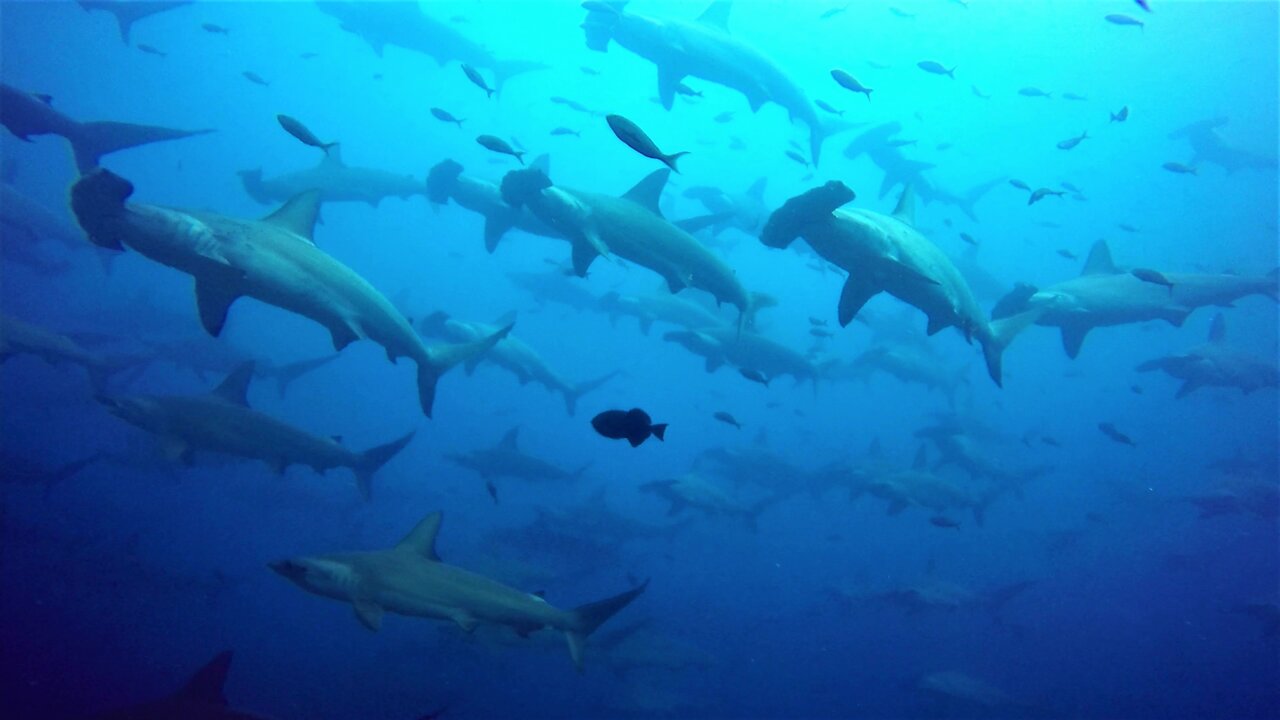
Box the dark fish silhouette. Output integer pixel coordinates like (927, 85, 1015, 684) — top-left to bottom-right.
(814, 99, 843, 116)
(1162, 161, 1197, 175)
(929, 515, 961, 528)
(739, 368, 770, 386)
(785, 149, 809, 167)
(831, 70, 872, 100)
(1098, 422, 1136, 446)
(430, 107, 464, 128)
(1110, 105, 1129, 122)
(917, 61, 955, 78)
(1057, 131, 1088, 150)
(137, 43, 167, 57)
(713, 110, 735, 123)
(713, 411, 742, 429)
(1008, 179, 1031, 191)
(461, 63, 494, 97)
(1105, 13, 1144, 29)
(242, 71, 269, 86)
(550, 126, 581, 137)
(1131, 268, 1174, 293)
(592, 408, 668, 447)
(959, 232, 978, 246)
(201, 22, 229, 34)
(476, 135, 525, 164)
(605, 114, 687, 172)
(1057, 249, 1077, 260)
(1029, 187, 1066, 205)
(1018, 87, 1051, 98)
(277, 114, 336, 153)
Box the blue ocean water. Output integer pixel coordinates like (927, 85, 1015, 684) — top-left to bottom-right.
(1, 1, 1277, 718)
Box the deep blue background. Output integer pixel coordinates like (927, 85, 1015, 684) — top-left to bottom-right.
(1, 1, 1276, 718)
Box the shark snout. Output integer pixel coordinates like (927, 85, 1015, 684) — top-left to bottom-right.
(268, 559, 306, 581)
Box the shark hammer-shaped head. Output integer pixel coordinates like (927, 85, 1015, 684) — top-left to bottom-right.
(269, 556, 361, 602)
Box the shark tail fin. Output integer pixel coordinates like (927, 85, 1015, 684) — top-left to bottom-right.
(744, 292, 778, 329)
(42, 452, 104, 497)
(564, 579, 649, 672)
(354, 431, 415, 501)
(808, 117, 860, 168)
(564, 370, 621, 416)
(957, 177, 1005, 222)
(492, 59, 548, 93)
(271, 354, 338, 398)
(70, 121, 212, 172)
(981, 309, 1042, 387)
(418, 322, 514, 416)
(236, 168, 271, 205)
(177, 650, 234, 705)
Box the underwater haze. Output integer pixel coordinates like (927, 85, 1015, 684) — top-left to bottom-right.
(1, 0, 1277, 718)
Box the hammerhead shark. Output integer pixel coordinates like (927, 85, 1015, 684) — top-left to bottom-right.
(97, 363, 413, 500)
(71, 169, 510, 416)
(581, 0, 851, 165)
(237, 146, 425, 207)
(87, 650, 272, 719)
(314, 1, 546, 92)
(271, 510, 648, 672)
(1137, 313, 1279, 397)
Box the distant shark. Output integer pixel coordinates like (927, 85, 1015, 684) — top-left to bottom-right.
(71, 169, 510, 416)
(664, 326, 817, 385)
(445, 426, 591, 495)
(581, 0, 851, 165)
(1168, 117, 1278, 174)
(993, 240, 1277, 358)
(843, 122, 1003, 221)
(76, 0, 193, 45)
(313, 1, 546, 91)
(1137, 313, 1279, 398)
(501, 167, 766, 329)
(238, 146, 425, 206)
(418, 311, 617, 415)
(856, 445, 999, 525)
(87, 650, 272, 720)
(599, 290, 730, 335)
(0, 83, 212, 171)
(762, 182, 1035, 385)
(271, 510, 648, 671)
(427, 156, 561, 252)
(0, 312, 144, 391)
(1, 183, 117, 274)
(639, 473, 774, 531)
(682, 177, 769, 236)
(97, 362, 414, 500)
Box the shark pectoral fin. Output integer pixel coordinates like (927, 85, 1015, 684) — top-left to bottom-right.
(483, 216, 513, 253)
(925, 316, 947, 336)
(704, 357, 723, 373)
(161, 437, 194, 466)
(1162, 306, 1192, 327)
(463, 356, 483, 375)
(886, 499, 908, 515)
(1060, 323, 1090, 359)
(329, 322, 360, 351)
(1175, 379, 1203, 399)
(837, 276, 878, 327)
(570, 240, 599, 277)
(353, 598, 384, 631)
(656, 66, 684, 110)
(450, 611, 479, 633)
(195, 276, 242, 337)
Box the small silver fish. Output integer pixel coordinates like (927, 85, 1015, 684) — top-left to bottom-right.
(606, 114, 687, 172)
(917, 61, 955, 78)
(461, 64, 493, 98)
(1110, 106, 1129, 122)
(1056, 131, 1088, 150)
(831, 70, 873, 100)
(1163, 162, 1196, 175)
(476, 135, 525, 164)
(277, 114, 336, 153)
(430, 107, 464, 128)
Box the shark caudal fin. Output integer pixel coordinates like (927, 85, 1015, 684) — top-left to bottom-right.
(956, 176, 1005, 222)
(760, 181, 856, 249)
(235, 168, 274, 205)
(980, 309, 1042, 387)
(564, 370, 621, 416)
(269, 354, 339, 398)
(808, 117, 861, 168)
(564, 578, 649, 672)
(418, 322, 514, 416)
(493, 59, 549, 93)
(70, 121, 212, 172)
(40, 452, 105, 498)
(354, 431, 415, 501)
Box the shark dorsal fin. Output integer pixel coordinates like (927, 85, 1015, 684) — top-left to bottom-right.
(178, 651, 232, 706)
(621, 169, 671, 217)
(211, 362, 255, 405)
(912, 444, 927, 470)
(697, 0, 733, 29)
(530, 153, 551, 174)
(1081, 240, 1118, 275)
(263, 190, 322, 242)
(499, 426, 520, 450)
(1208, 312, 1227, 343)
(491, 310, 518, 327)
(395, 511, 442, 561)
(892, 185, 916, 225)
(746, 176, 767, 199)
